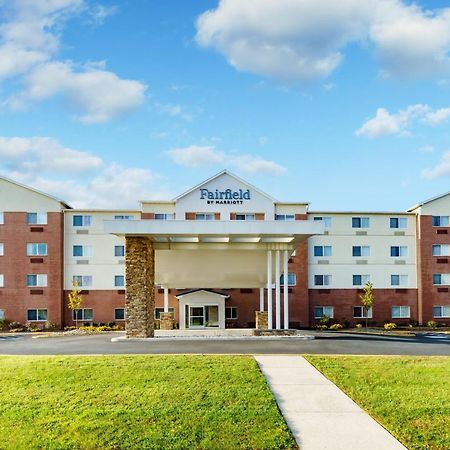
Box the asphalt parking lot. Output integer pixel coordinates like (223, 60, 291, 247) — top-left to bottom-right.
(1, 331, 449, 356)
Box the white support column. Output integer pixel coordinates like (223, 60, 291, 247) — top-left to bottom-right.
(163, 287, 169, 313)
(267, 250, 273, 330)
(275, 250, 281, 330)
(259, 287, 264, 312)
(283, 250, 289, 330)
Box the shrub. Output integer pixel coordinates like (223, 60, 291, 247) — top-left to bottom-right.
(44, 321, 58, 331)
(438, 322, 447, 328)
(64, 326, 77, 331)
(0, 319, 10, 331)
(384, 322, 397, 331)
(427, 320, 437, 329)
(314, 324, 328, 331)
(9, 321, 24, 330)
(342, 319, 351, 329)
(355, 323, 363, 329)
(329, 323, 343, 330)
(319, 315, 331, 326)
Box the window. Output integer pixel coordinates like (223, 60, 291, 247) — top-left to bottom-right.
(155, 213, 174, 220)
(0, 212, 3, 224)
(352, 217, 370, 228)
(27, 274, 47, 287)
(114, 275, 125, 287)
(313, 217, 332, 228)
(280, 273, 297, 286)
(235, 213, 255, 221)
(314, 275, 332, 286)
(27, 309, 48, 321)
(72, 245, 92, 257)
(114, 215, 134, 220)
(72, 275, 93, 287)
(225, 307, 238, 319)
(390, 246, 408, 257)
(390, 217, 408, 229)
(114, 245, 125, 257)
(27, 243, 48, 256)
(275, 214, 295, 221)
(314, 306, 334, 319)
(432, 216, 449, 227)
(0, 309, 4, 320)
(391, 275, 408, 286)
(353, 306, 373, 318)
(0, 243, 3, 256)
(391, 306, 410, 318)
(154, 307, 175, 320)
(195, 213, 214, 220)
(314, 246, 332, 257)
(433, 305, 450, 318)
(73, 309, 93, 321)
(433, 274, 450, 285)
(115, 308, 126, 320)
(353, 274, 370, 286)
(0, 274, 3, 287)
(432, 244, 450, 256)
(73, 215, 92, 227)
(352, 246, 370, 257)
(27, 212, 48, 225)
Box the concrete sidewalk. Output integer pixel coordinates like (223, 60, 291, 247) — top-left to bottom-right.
(255, 355, 407, 450)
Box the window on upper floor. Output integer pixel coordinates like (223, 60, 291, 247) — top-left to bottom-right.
(154, 213, 174, 220)
(433, 274, 450, 285)
(73, 245, 93, 258)
(27, 243, 48, 256)
(314, 246, 332, 257)
(390, 217, 408, 229)
(114, 245, 125, 257)
(352, 246, 370, 257)
(73, 215, 92, 227)
(432, 216, 449, 227)
(433, 305, 450, 318)
(27, 212, 47, 225)
(72, 275, 93, 287)
(280, 273, 297, 286)
(27, 274, 47, 287)
(314, 275, 332, 286)
(314, 306, 334, 319)
(0, 212, 3, 224)
(353, 274, 371, 286)
(275, 214, 295, 221)
(390, 246, 408, 257)
(353, 306, 373, 318)
(195, 213, 214, 221)
(432, 244, 450, 256)
(27, 309, 48, 321)
(313, 216, 332, 228)
(391, 274, 408, 286)
(392, 306, 410, 318)
(0, 309, 4, 320)
(114, 275, 125, 287)
(114, 215, 134, 220)
(352, 217, 370, 228)
(235, 213, 255, 221)
(0, 274, 4, 287)
(73, 309, 93, 321)
(0, 243, 3, 256)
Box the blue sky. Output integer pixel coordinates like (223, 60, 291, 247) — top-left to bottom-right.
(0, 0, 449, 210)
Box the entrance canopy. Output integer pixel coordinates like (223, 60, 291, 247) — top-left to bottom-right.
(105, 219, 323, 288)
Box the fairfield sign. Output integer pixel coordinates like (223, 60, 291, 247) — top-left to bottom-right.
(200, 188, 251, 205)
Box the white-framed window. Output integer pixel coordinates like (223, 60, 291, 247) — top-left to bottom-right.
(352, 246, 370, 257)
(114, 245, 125, 257)
(195, 213, 214, 221)
(114, 275, 125, 287)
(314, 306, 334, 319)
(353, 274, 370, 286)
(114, 215, 134, 220)
(352, 217, 370, 228)
(72, 275, 93, 287)
(390, 246, 408, 257)
(390, 217, 408, 229)
(73, 309, 93, 321)
(275, 214, 295, 221)
(432, 216, 449, 227)
(353, 306, 373, 318)
(115, 308, 126, 321)
(225, 307, 238, 319)
(433, 274, 450, 285)
(155, 213, 174, 220)
(391, 274, 408, 286)
(27, 309, 48, 321)
(27, 212, 47, 225)
(314, 275, 332, 286)
(314, 246, 332, 257)
(433, 305, 450, 318)
(27, 243, 48, 256)
(235, 213, 255, 221)
(313, 217, 332, 228)
(392, 306, 410, 318)
(0, 309, 4, 320)
(432, 244, 450, 256)
(73, 215, 92, 227)
(27, 274, 47, 287)
(0, 274, 4, 287)
(0, 212, 3, 224)
(155, 307, 175, 320)
(72, 245, 93, 258)
(0, 243, 3, 256)
(280, 273, 297, 286)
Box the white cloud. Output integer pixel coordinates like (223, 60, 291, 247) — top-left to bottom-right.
(231, 155, 287, 175)
(422, 151, 450, 179)
(423, 107, 450, 125)
(156, 103, 194, 121)
(196, 0, 450, 83)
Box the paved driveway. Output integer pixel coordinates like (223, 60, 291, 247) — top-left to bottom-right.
(1, 331, 449, 355)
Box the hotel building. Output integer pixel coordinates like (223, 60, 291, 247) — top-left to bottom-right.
(0, 170, 449, 336)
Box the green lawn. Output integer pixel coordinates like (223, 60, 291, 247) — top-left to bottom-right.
(306, 356, 450, 450)
(0, 355, 296, 450)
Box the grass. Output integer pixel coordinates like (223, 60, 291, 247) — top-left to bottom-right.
(305, 355, 450, 450)
(0, 355, 296, 450)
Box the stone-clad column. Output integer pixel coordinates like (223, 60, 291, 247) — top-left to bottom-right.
(125, 236, 155, 338)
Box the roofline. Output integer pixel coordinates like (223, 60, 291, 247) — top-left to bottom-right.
(407, 191, 450, 212)
(139, 200, 175, 205)
(175, 288, 230, 299)
(0, 175, 71, 209)
(172, 169, 278, 202)
(276, 202, 310, 206)
(308, 211, 416, 215)
(63, 209, 140, 213)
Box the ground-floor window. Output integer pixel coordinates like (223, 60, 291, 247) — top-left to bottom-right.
(115, 308, 126, 320)
(314, 275, 332, 286)
(314, 306, 334, 319)
(0, 309, 4, 320)
(391, 306, 410, 319)
(155, 307, 175, 320)
(27, 309, 48, 321)
(73, 309, 93, 321)
(280, 273, 297, 286)
(225, 307, 238, 319)
(433, 305, 450, 318)
(353, 306, 373, 318)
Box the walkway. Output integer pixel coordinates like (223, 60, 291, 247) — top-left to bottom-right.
(255, 355, 407, 450)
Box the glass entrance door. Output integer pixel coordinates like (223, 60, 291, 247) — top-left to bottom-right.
(205, 305, 219, 327)
(189, 306, 205, 327)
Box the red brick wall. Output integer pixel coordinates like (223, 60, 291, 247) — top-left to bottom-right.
(141, 212, 155, 219)
(0, 212, 64, 326)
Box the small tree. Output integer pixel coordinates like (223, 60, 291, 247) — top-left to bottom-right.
(359, 281, 374, 329)
(68, 280, 83, 328)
